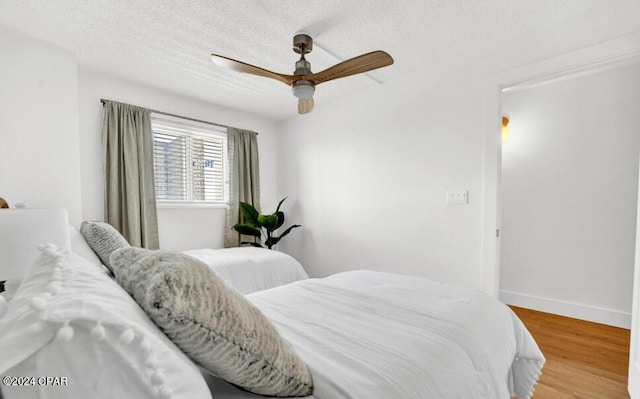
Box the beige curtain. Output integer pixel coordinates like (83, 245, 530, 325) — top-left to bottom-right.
(102, 100, 159, 249)
(225, 128, 260, 247)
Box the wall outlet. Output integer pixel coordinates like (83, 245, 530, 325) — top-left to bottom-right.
(446, 190, 469, 205)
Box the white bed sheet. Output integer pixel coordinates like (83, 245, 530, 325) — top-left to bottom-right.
(204, 271, 544, 399)
(182, 247, 309, 294)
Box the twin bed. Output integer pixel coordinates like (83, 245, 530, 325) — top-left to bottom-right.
(0, 219, 544, 399)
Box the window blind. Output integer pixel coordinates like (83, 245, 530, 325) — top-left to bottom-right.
(151, 115, 227, 203)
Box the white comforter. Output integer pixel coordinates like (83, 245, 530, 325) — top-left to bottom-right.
(183, 247, 309, 294)
(204, 271, 544, 399)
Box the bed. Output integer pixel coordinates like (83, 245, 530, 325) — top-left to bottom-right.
(0, 219, 544, 399)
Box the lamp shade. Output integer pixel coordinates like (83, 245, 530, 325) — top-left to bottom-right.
(0, 208, 71, 281)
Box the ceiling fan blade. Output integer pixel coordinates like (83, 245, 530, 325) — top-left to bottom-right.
(298, 97, 314, 114)
(309, 51, 394, 85)
(211, 54, 295, 86)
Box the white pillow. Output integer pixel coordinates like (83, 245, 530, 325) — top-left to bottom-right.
(0, 244, 212, 399)
(68, 225, 103, 267)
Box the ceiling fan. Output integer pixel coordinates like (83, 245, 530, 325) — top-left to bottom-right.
(210, 33, 394, 115)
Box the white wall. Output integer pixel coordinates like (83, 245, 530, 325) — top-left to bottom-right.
(499, 63, 640, 328)
(0, 26, 83, 225)
(276, 72, 487, 289)
(77, 67, 280, 250)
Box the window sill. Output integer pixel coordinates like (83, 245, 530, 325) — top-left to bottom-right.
(156, 201, 228, 209)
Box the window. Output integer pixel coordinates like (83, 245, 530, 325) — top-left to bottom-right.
(151, 114, 227, 204)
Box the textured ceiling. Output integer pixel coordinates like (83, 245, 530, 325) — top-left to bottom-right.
(0, 0, 614, 121)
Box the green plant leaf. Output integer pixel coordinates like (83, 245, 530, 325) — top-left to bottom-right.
(239, 202, 259, 226)
(257, 214, 279, 231)
(277, 224, 301, 240)
(232, 224, 261, 237)
(275, 211, 285, 229)
(274, 197, 288, 214)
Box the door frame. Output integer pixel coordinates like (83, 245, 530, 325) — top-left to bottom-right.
(629, 150, 640, 398)
(480, 32, 640, 297)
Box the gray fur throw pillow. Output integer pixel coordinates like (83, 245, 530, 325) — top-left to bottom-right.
(110, 247, 313, 397)
(80, 221, 130, 272)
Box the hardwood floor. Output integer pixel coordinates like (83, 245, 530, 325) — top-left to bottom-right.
(511, 306, 630, 399)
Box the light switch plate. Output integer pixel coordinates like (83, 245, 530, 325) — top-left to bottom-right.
(446, 190, 469, 205)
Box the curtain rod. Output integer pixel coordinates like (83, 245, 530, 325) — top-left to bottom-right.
(100, 99, 256, 133)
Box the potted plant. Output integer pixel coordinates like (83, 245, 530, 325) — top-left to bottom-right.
(232, 197, 301, 249)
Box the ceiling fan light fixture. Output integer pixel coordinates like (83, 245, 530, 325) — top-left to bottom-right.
(292, 80, 315, 99)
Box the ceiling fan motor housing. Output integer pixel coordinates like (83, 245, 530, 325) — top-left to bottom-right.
(294, 59, 312, 76)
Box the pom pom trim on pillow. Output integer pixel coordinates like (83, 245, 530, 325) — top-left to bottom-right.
(0, 244, 210, 399)
(0, 244, 174, 398)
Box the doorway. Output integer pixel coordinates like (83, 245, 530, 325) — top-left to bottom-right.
(497, 61, 640, 329)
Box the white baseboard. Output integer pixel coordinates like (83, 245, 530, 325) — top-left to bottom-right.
(499, 290, 631, 329)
